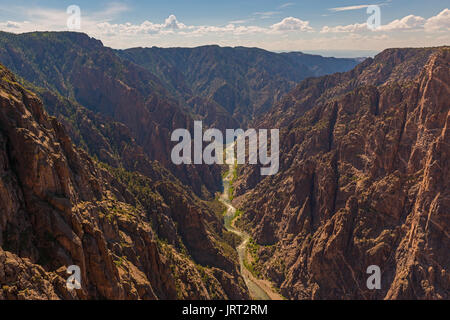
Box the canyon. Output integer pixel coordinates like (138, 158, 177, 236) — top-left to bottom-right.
(0, 31, 448, 300)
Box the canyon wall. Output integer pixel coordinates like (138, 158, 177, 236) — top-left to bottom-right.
(235, 47, 449, 299)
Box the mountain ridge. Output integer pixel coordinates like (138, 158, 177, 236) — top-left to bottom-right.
(117, 43, 360, 125)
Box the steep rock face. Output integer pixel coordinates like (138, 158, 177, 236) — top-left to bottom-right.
(31, 87, 242, 283)
(255, 48, 440, 129)
(235, 47, 449, 299)
(0, 65, 248, 300)
(0, 31, 221, 198)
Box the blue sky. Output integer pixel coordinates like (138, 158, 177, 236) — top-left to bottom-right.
(0, 0, 449, 56)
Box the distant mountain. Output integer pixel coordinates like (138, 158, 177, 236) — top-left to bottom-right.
(117, 45, 360, 125)
(234, 47, 450, 299)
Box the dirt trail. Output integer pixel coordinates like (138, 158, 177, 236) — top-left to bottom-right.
(220, 143, 284, 301)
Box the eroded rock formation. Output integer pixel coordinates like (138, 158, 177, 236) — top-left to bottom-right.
(0, 64, 248, 300)
(235, 47, 449, 299)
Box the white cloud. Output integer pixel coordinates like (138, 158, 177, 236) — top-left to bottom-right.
(271, 17, 313, 32)
(321, 23, 368, 33)
(163, 15, 187, 30)
(321, 9, 450, 33)
(378, 15, 425, 31)
(0, 3, 131, 34)
(0, 21, 21, 29)
(328, 1, 395, 12)
(189, 23, 266, 36)
(228, 19, 254, 24)
(93, 15, 312, 37)
(329, 5, 370, 12)
(425, 8, 450, 31)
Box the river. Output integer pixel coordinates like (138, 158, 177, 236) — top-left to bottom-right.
(219, 143, 283, 300)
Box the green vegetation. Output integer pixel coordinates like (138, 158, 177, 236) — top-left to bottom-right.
(234, 209, 243, 220)
(113, 255, 129, 268)
(243, 259, 261, 278)
(222, 229, 242, 248)
(247, 237, 260, 259)
(195, 265, 221, 300)
(221, 168, 229, 179)
(215, 236, 239, 261)
(243, 237, 262, 278)
(228, 165, 237, 200)
(228, 186, 234, 201)
(208, 198, 227, 219)
(100, 163, 162, 214)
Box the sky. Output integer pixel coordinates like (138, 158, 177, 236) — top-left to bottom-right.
(0, 0, 449, 57)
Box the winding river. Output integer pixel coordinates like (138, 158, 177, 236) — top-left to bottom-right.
(220, 143, 283, 300)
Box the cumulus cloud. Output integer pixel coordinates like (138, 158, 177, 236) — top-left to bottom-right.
(425, 8, 450, 31)
(377, 15, 425, 31)
(271, 17, 313, 32)
(321, 8, 449, 33)
(163, 15, 186, 30)
(189, 23, 266, 36)
(321, 23, 368, 33)
(95, 15, 193, 36)
(93, 15, 312, 37)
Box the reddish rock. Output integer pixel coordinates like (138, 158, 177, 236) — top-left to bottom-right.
(236, 47, 449, 300)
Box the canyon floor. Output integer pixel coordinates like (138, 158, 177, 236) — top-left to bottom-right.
(220, 143, 284, 300)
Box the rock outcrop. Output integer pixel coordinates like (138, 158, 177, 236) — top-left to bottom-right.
(235, 47, 449, 299)
(0, 31, 221, 198)
(0, 64, 248, 300)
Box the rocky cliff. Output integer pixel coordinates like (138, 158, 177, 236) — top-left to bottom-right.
(0, 31, 221, 198)
(1, 30, 447, 301)
(0, 64, 249, 300)
(234, 47, 449, 299)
